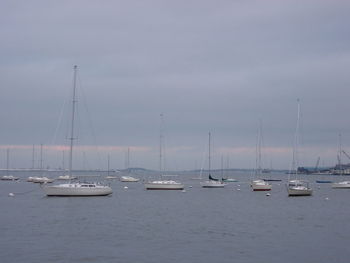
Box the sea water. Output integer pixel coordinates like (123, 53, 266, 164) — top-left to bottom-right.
(1, 171, 350, 263)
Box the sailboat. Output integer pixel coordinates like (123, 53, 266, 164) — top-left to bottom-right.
(200, 132, 226, 188)
(42, 66, 112, 196)
(144, 114, 184, 190)
(332, 134, 350, 189)
(120, 148, 139, 182)
(105, 155, 118, 179)
(287, 99, 312, 196)
(1, 149, 19, 181)
(251, 121, 271, 191)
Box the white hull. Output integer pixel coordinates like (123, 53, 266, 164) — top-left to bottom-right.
(57, 175, 77, 180)
(200, 180, 226, 188)
(145, 180, 184, 190)
(288, 186, 312, 196)
(1, 175, 19, 181)
(251, 180, 271, 191)
(332, 181, 350, 189)
(29, 177, 54, 183)
(42, 183, 113, 196)
(120, 176, 140, 182)
(105, 176, 118, 179)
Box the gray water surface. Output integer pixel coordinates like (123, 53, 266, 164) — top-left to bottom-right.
(1, 171, 349, 263)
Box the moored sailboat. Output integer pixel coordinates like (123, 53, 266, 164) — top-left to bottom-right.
(41, 66, 112, 196)
(200, 133, 226, 188)
(145, 114, 184, 190)
(287, 100, 312, 196)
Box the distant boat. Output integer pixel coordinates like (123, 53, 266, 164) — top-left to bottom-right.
(42, 66, 112, 197)
(262, 179, 282, 182)
(120, 176, 140, 182)
(287, 100, 312, 196)
(315, 180, 333, 184)
(145, 114, 184, 190)
(105, 155, 118, 179)
(332, 135, 350, 189)
(201, 133, 226, 188)
(57, 175, 77, 180)
(332, 181, 350, 189)
(222, 178, 238, 182)
(251, 121, 271, 191)
(1, 175, 19, 181)
(1, 149, 19, 181)
(28, 176, 54, 183)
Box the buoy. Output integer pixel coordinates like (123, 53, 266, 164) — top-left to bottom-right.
(266, 193, 271, 196)
(124, 186, 128, 189)
(8, 193, 15, 197)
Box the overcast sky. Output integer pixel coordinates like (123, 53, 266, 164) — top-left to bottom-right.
(1, 0, 350, 170)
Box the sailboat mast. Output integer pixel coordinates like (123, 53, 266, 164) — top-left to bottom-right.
(159, 114, 164, 176)
(68, 65, 78, 177)
(339, 133, 342, 175)
(293, 99, 301, 176)
(208, 132, 211, 175)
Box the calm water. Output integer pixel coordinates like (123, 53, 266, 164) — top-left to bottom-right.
(1, 171, 350, 263)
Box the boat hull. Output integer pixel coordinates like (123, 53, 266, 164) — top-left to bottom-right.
(120, 176, 140, 182)
(200, 181, 226, 188)
(144, 181, 184, 190)
(332, 181, 350, 189)
(42, 184, 113, 196)
(251, 180, 272, 191)
(252, 186, 272, 191)
(287, 187, 312, 196)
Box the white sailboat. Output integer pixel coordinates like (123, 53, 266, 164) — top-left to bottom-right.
(105, 155, 118, 179)
(201, 132, 226, 188)
(120, 148, 139, 182)
(332, 134, 350, 189)
(1, 149, 19, 181)
(42, 65, 112, 196)
(28, 144, 54, 183)
(145, 114, 184, 190)
(287, 99, 312, 196)
(251, 121, 271, 191)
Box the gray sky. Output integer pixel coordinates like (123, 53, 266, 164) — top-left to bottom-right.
(1, 0, 350, 170)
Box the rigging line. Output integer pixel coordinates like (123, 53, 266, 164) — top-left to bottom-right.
(199, 136, 208, 179)
(77, 72, 103, 169)
(51, 86, 69, 146)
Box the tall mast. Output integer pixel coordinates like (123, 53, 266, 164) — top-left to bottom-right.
(32, 144, 35, 169)
(107, 154, 110, 177)
(293, 99, 301, 176)
(208, 132, 211, 176)
(159, 113, 164, 175)
(6, 148, 9, 175)
(40, 143, 43, 170)
(68, 65, 78, 177)
(339, 133, 342, 174)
